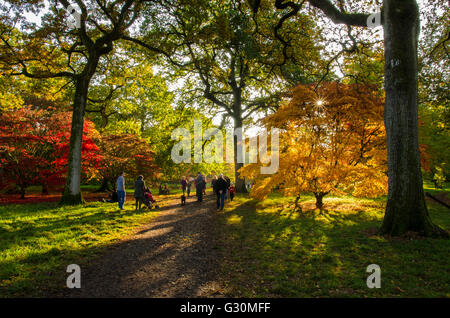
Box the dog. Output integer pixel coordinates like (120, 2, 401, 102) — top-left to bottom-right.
(181, 195, 186, 206)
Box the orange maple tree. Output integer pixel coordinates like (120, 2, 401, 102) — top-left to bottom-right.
(240, 82, 388, 210)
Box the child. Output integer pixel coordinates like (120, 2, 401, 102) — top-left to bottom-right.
(144, 188, 159, 209)
(228, 184, 236, 201)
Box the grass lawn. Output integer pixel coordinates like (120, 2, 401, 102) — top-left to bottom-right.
(217, 187, 450, 297)
(0, 200, 160, 297)
(0, 182, 448, 298)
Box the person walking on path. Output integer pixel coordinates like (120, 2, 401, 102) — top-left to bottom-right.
(224, 176, 231, 200)
(211, 175, 217, 192)
(213, 174, 228, 211)
(202, 174, 207, 196)
(134, 175, 147, 210)
(195, 173, 205, 202)
(116, 172, 126, 210)
(181, 176, 188, 195)
(187, 178, 192, 197)
(228, 183, 236, 201)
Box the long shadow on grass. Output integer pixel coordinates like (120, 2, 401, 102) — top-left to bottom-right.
(1, 198, 221, 297)
(217, 197, 450, 297)
(0, 192, 185, 253)
(0, 205, 153, 253)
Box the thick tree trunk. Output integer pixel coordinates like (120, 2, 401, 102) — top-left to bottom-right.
(233, 115, 248, 193)
(59, 76, 91, 205)
(380, 0, 447, 237)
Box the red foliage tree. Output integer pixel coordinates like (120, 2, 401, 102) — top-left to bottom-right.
(0, 107, 101, 198)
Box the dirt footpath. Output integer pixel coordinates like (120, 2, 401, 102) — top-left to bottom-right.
(60, 194, 225, 298)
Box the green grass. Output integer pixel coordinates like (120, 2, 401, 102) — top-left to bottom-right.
(1, 183, 448, 298)
(0, 201, 159, 297)
(217, 190, 450, 297)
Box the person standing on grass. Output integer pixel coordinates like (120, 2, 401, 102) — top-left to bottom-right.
(181, 176, 188, 195)
(213, 174, 228, 211)
(134, 175, 146, 210)
(195, 172, 205, 202)
(116, 172, 126, 210)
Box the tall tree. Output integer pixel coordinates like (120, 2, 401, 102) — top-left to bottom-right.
(125, 0, 323, 192)
(264, 0, 448, 237)
(0, 0, 143, 204)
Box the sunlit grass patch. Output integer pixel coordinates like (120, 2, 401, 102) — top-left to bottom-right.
(227, 214, 243, 225)
(217, 191, 450, 297)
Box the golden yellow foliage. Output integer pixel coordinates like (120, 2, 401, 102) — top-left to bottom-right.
(240, 82, 388, 208)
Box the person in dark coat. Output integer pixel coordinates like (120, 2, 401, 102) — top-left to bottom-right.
(187, 178, 192, 197)
(213, 174, 228, 211)
(181, 176, 188, 195)
(211, 175, 218, 194)
(224, 176, 231, 200)
(105, 190, 118, 203)
(134, 175, 146, 210)
(195, 172, 205, 202)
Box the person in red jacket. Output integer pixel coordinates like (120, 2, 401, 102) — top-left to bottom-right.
(228, 184, 236, 201)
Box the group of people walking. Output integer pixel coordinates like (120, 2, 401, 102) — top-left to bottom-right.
(180, 173, 236, 211)
(115, 172, 158, 211)
(112, 171, 237, 212)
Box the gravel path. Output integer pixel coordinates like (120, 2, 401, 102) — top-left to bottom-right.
(61, 194, 225, 298)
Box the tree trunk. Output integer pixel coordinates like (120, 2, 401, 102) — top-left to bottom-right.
(42, 184, 49, 195)
(314, 192, 324, 211)
(19, 185, 25, 199)
(59, 76, 90, 205)
(294, 195, 302, 212)
(380, 0, 447, 237)
(233, 115, 248, 193)
(101, 112, 108, 129)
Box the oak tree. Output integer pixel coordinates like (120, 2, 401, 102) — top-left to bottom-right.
(261, 0, 449, 236)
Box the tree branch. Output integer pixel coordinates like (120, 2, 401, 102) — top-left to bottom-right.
(306, 0, 370, 27)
